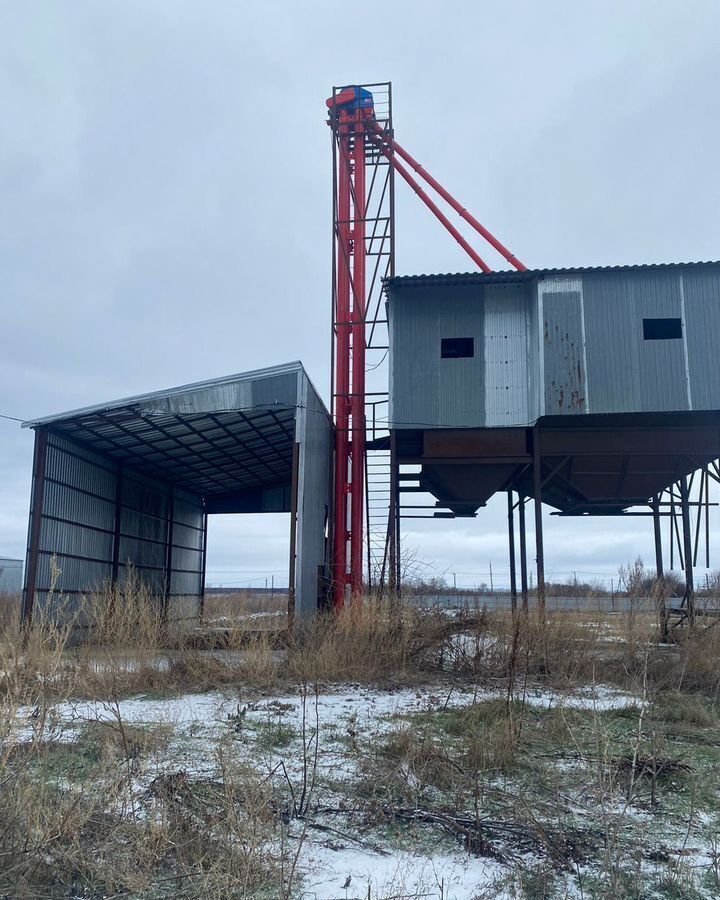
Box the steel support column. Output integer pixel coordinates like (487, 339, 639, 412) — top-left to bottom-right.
(507, 490, 517, 611)
(532, 427, 546, 612)
(652, 495, 664, 579)
(22, 426, 48, 627)
(518, 494, 529, 610)
(163, 485, 174, 624)
(388, 430, 399, 595)
(350, 125, 367, 598)
(199, 509, 208, 621)
(111, 464, 123, 585)
(680, 476, 696, 623)
(288, 441, 300, 630)
(332, 136, 352, 608)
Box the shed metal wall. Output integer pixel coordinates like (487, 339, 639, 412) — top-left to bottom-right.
(681, 268, 720, 409)
(483, 284, 536, 426)
(23, 430, 205, 624)
(582, 270, 689, 414)
(388, 264, 720, 429)
(294, 372, 333, 620)
(22, 363, 332, 628)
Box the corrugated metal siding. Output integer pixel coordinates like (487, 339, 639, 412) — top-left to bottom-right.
(0, 559, 23, 594)
(23, 363, 331, 624)
(25, 361, 306, 427)
(117, 469, 169, 595)
(390, 282, 535, 428)
(31, 433, 116, 611)
(138, 371, 297, 419)
(683, 268, 720, 409)
(294, 371, 332, 619)
(389, 265, 720, 429)
(390, 286, 443, 427)
(483, 284, 533, 426)
(390, 284, 486, 428)
(438, 286, 486, 427)
(167, 487, 204, 621)
(541, 280, 586, 415)
(26, 431, 205, 624)
(583, 271, 689, 414)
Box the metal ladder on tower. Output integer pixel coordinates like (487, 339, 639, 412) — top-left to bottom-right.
(365, 396, 393, 594)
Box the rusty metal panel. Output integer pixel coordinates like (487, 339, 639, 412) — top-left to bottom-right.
(541, 280, 587, 415)
(423, 429, 528, 458)
(388, 263, 720, 430)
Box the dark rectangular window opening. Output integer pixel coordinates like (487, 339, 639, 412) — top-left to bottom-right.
(441, 337, 475, 358)
(643, 317, 682, 340)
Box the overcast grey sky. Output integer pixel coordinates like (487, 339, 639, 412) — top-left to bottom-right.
(2, 1, 719, 589)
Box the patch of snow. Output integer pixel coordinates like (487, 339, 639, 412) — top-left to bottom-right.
(302, 841, 511, 900)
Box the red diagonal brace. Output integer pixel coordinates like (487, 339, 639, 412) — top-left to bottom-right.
(370, 135, 492, 273)
(371, 122, 526, 271)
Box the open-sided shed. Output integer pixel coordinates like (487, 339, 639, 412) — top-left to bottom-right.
(21, 362, 332, 626)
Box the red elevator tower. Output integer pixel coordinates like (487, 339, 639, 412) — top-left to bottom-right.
(327, 83, 525, 609)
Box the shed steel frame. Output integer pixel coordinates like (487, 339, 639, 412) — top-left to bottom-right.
(21, 364, 332, 628)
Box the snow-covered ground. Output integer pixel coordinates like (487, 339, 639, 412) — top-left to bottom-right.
(7, 680, 649, 897)
(8, 677, 720, 898)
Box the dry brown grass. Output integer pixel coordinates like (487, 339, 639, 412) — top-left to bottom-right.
(0, 734, 281, 897)
(203, 590, 287, 621)
(2, 573, 720, 896)
(0, 592, 20, 635)
(4, 576, 720, 702)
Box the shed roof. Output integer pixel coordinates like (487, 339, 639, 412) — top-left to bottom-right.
(23, 362, 327, 501)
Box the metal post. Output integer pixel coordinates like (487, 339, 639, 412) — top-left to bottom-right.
(332, 135, 352, 609)
(680, 476, 696, 623)
(163, 485, 175, 624)
(350, 122, 367, 600)
(365, 449, 372, 592)
(288, 442, 300, 631)
(518, 494, 528, 610)
(199, 509, 208, 621)
(532, 426, 546, 612)
(111, 464, 123, 585)
(652, 494, 663, 579)
(507, 491, 517, 611)
(22, 426, 48, 627)
(652, 492, 669, 639)
(387, 430, 399, 597)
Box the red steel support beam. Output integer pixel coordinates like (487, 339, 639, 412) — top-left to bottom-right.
(350, 124, 367, 597)
(332, 136, 352, 608)
(373, 124, 526, 272)
(371, 136, 492, 273)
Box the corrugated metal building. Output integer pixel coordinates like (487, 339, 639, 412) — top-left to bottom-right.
(389, 262, 720, 428)
(386, 262, 720, 516)
(0, 558, 23, 595)
(21, 362, 332, 625)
